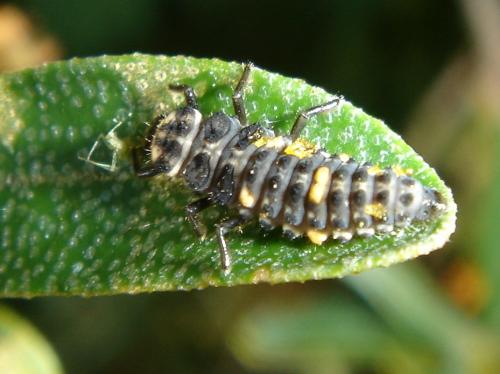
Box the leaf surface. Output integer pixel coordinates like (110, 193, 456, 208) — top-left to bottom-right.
(0, 54, 456, 296)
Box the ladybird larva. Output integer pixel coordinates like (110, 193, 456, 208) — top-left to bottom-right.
(121, 63, 447, 271)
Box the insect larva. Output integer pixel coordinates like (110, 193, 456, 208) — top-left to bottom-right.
(91, 63, 447, 271)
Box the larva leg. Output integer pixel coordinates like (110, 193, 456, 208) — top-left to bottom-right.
(185, 196, 214, 239)
(290, 97, 342, 140)
(169, 84, 199, 109)
(216, 216, 248, 271)
(232, 62, 253, 126)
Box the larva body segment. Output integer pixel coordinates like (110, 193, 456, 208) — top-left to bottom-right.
(132, 64, 446, 270)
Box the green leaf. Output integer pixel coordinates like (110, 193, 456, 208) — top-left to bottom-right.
(0, 54, 456, 296)
(0, 305, 64, 373)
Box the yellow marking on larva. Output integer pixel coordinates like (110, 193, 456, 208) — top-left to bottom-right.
(307, 229, 329, 245)
(151, 144, 162, 163)
(150, 131, 168, 162)
(283, 138, 318, 159)
(368, 165, 383, 175)
(392, 165, 414, 177)
(259, 212, 270, 220)
(364, 202, 387, 219)
(338, 153, 351, 162)
(252, 136, 273, 148)
(308, 166, 330, 204)
(252, 136, 286, 149)
(239, 187, 256, 208)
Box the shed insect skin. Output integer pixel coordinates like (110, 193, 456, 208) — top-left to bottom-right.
(129, 63, 446, 272)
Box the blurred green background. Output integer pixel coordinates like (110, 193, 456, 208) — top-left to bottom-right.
(1, 0, 499, 373)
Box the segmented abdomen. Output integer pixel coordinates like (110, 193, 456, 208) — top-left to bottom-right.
(151, 108, 439, 245)
(232, 143, 433, 244)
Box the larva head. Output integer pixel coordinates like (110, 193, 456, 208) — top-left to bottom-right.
(416, 188, 446, 221)
(150, 107, 202, 176)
